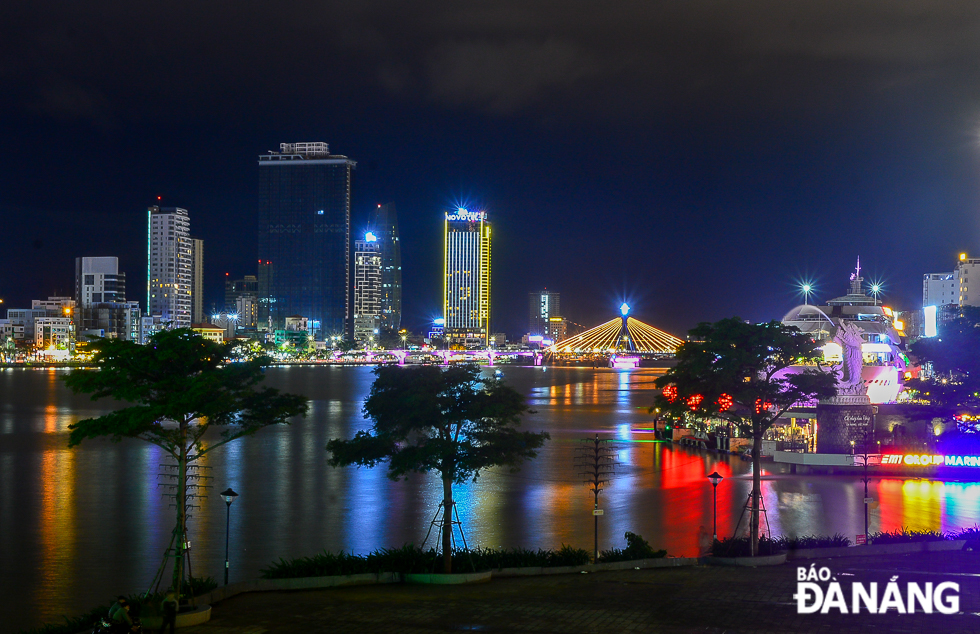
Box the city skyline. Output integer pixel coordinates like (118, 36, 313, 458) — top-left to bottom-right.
(5, 4, 980, 336)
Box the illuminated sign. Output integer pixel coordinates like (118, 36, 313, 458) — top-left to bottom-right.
(528, 335, 544, 342)
(881, 453, 980, 467)
(446, 208, 486, 222)
(924, 305, 938, 338)
(861, 342, 892, 353)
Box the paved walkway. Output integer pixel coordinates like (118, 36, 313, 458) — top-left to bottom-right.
(183, 551, 980, 633)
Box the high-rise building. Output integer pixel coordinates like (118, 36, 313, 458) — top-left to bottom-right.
(190, 238, 204, 324)
(528, 290, 560, 336)
(225, 275, 258, 311)
(443, 207, 491, 348)
(258, 142, 355, 339)
(368, 203, 402, 331)
(74, 257, 140, 341)
(353, 233, 382, 342)
(76, 257, 126, 307)
(147, 206, 192, 329)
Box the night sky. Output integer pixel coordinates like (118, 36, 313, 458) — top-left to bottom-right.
(3, 3, 980, 338)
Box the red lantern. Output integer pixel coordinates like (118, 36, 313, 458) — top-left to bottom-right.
(687, 394, 703, 410)
(717, 393, 733, 411)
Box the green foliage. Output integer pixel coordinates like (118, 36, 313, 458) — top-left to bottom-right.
(260, 544, 592, 578)
(17, 604, 110, 634)
(182, 575, 218, 596)
(653, 318, 837, 436)
(328, 364, 547, 484)
(711, 536, 785, 557)
(64, 329, 308, 453)
(868, 527, 949, 544)
(779, 533, 852, 549)
(599, 532, 667, 562)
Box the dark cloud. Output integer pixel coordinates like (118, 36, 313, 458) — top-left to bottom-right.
(4, 2, 980, 122)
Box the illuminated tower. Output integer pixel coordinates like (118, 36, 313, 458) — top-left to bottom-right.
(443, 208, 491, 348)
(258, 142, 355, 339)
(353, 232, 382, 343)
(147, 205, 192, 328)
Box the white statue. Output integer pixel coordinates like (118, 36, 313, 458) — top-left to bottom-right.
(833, 320, 866, 396)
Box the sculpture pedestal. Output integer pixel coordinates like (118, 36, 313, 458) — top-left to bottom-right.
(816, 395, 874, 454)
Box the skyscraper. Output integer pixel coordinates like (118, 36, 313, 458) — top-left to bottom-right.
(75, 256, 140, 341)
(529, 290, 560, 336)
(368, 203, 402, 331)
(443, 207, 491, 347)
(76, 257, 126, 306)
(147, 206, 191, 328)
(353, 232, 382, 342)
(190, 238, 204, 324)
(258, 142, 355, 339)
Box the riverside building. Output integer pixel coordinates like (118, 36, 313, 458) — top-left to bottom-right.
(258, 142, 355, 339)
(353, 233, 382, 342)
(147, 206, 192, 329)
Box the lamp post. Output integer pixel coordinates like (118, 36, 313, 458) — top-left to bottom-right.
(220, 488, 238, 585)
(706, 472, 723, 539)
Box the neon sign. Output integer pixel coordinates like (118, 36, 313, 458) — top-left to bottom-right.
(446, 208, 486, 222)
(881, 454, 980, 467)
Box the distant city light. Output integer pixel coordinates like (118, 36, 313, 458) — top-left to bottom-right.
(924, 305, 938, 337)
(365, 231, 377, 242)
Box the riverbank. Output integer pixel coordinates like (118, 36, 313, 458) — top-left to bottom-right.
(179, 550, 980, 633)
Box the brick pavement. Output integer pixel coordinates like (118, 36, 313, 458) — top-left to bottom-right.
(182, 552, 980, 633)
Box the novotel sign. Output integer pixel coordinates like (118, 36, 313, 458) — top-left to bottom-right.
(881, 454, 980, 467)
(446, 208, 486, 222)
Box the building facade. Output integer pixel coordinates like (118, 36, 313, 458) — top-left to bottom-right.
(190, 238, 204, 324)
(74, 257, 140, 341)
(443, 208, 491, 348)
(258, 142, 354, 340)
(369, 203, 402, 331)
(148, 206, 192, 329)
(529, 290, 560, 336)
(353, 233, 382, 342)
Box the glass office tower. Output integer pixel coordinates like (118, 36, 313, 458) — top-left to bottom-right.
(368, 203, 402, 331)
(258, 142, 355, 338)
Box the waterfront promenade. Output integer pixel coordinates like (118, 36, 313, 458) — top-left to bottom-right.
(182, 551, 980, 633)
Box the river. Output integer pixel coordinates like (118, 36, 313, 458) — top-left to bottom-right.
(2, 365, 978, 631)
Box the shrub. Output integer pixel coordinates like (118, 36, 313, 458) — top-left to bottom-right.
(710, 536, 784, 557)
(868, 528, 949, 544)
(261, 544, 593, 578)
(776, 533, 851, 550)
(599, 532, 667, 562)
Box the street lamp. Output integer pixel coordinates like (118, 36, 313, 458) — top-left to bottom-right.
(706, 471, 723, 540)
(220, 488, 238, 585)
(801, 283, 812, 305)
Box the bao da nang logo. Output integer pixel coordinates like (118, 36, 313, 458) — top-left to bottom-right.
(795, 565, 959, 614)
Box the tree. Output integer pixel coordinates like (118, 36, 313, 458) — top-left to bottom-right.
(64, 329, 308, 597)
(653, 318, 837, 556)
(908, 306, 980, 411)
(327, 364, 549, 573)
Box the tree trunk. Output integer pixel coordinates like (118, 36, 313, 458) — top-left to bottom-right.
(172, 429, 188, 598)
(442, 474, 453, 574)
(750, 421, 762, 557)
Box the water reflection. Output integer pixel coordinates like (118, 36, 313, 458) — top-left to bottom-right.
(6, 366, 980, 631)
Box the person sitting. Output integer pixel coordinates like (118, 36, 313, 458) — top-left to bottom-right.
(110, 598, 136, 633)
(107, 596, 127, 622)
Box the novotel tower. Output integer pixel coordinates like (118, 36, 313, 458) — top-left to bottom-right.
(443, 207, 491, 347)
